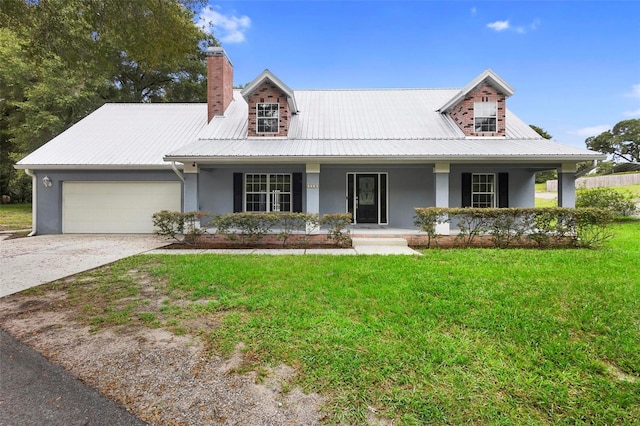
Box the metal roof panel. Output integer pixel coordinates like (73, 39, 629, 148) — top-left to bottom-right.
(17, 104, 207, 167)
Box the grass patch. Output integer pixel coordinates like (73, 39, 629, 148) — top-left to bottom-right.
(35, 220, 640, 424)
(535, 182, 640, 208)
(145, 220, 639, 424)
(610, 183, 640, 199)
(0, 203, 32, 231)
(535, 182, 549, 192)
(535, 196, 557, 208)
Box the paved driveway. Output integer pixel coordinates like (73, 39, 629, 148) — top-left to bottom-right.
(0, 235, 169, 298)
(0, 329, 146, 426)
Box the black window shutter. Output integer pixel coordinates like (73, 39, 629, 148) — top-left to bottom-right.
(498, 173, 509, 208)
(233, 173, 243, 212)
(461, 173, 472, 207)
(292, 173, 303, 212)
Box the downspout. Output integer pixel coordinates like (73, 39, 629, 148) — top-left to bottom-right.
(170, 161, 185, 182)
(24, 169, 37, 236)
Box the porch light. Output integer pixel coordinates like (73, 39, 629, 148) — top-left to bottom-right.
(42, 175, 52, 188)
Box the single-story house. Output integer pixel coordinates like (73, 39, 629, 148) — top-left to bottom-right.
(16, 47, 604, 235)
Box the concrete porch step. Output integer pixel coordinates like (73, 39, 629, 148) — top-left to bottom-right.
(351, 237, 408, 247)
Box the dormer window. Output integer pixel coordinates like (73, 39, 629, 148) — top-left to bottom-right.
(474, 100, 497, 133)
(257, 103, 279, 133)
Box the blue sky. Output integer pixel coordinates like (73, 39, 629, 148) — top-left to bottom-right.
(198, 1, 640, 149)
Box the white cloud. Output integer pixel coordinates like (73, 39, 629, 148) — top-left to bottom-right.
(625, 83, 640, 99)
(530, 19, 541, 30)
(470, 7, 477, 15)
(488, 18, 540, 34)
(569, 125, 611, 137)
(487, 20, 510, 31)
(199, 6, 251, 44)
(623, 108, 640, 117)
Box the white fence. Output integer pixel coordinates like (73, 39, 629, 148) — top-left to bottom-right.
(546, 173, 640, 191)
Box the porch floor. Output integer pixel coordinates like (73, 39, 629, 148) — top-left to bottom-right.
(348, 225, 461, 237)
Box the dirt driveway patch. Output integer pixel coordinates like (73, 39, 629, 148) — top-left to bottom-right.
(0, 260, 325, 425)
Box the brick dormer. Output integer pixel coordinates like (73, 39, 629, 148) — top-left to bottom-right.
(241, 70, 298, 138)
(438, 69, 514, 137)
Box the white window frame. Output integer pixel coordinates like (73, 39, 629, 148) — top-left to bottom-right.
(256, 103, 279, 133)
(474, 101, 497, 133)
(471, 173, 495, 208)
(244, 173, 292, 212)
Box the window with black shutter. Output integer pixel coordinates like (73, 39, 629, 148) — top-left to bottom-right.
(233, 172, 302, 212)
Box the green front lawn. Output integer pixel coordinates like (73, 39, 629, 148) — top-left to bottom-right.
(43, 220, 640, 424)
(0, 203, 32, 231)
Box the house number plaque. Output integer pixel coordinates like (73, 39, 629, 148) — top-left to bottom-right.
(307, 184, 319, 189)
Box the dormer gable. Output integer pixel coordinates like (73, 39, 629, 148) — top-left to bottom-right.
(241, 70, 298, 137)
(438, 69, 514, 137)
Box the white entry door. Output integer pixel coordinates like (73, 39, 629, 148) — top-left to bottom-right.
(62, 181, 181, 233)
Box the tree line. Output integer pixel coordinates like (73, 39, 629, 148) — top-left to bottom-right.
(0, 0, 217, 202)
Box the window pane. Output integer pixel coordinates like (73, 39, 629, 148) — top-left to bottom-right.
(257, 103, 279, 133)
(471, 174, 495, 208)
(245, 173, 292, 212)
(279, 194, 291, 212)
(246, 194, 267, 212)
(474, 102, 497, 132)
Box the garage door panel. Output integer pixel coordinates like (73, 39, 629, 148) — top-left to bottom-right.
(63, 182, 181, 233)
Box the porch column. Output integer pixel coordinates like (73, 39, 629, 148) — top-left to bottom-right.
(306, 163, 320, 233)
(433, 162, 450, 235)
(183, 162, 199, 213)
(558, 162, 576, 208)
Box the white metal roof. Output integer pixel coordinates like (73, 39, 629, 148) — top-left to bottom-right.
(194, 89, 541, 141)
(16, 103, 207, 169)
(165, 137, 601, 163)
(17, 84, 603, 169)
(169, 88, 601, 162)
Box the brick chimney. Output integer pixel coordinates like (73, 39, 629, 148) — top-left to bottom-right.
(206, 46, 233, 122)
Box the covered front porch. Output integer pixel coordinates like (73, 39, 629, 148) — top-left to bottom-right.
(178, 161, 579, 235)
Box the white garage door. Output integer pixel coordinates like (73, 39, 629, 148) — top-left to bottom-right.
(63, 181, 181, 233)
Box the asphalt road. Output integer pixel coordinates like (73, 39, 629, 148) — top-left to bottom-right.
(0, 329, 146, 426)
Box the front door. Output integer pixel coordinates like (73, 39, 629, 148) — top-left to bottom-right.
(347, 173, 388, 224)
(356, 174, 378, 223)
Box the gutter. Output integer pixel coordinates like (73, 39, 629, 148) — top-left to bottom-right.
(163, 154, 607, 165)
(13, 164, 176, 171)
(170, 161, 184, 182)
(24, 169, 36, 236)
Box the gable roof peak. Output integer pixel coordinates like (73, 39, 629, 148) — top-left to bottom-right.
(438, 69, 515, 113)
(241, 69, 298, 113)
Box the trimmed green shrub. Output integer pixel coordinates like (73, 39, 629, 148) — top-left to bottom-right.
(413, 208, 448, 247)
(152, 210, 207, 244)
(414, 207, 614, 249)
(275, 212, 319, 247)
(210, 212, 279, 246)
(320, 213, 352, 247)
(576, 187, 637, 217)
(571, 208, 615, 248)
(210, 212, 349, 247)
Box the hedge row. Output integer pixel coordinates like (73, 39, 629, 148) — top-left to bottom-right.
(152, 211, 352, 247)
(414, 207, 615, 248)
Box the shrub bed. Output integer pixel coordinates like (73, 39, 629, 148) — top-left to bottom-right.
(414, 207, 614, 249)
(153, 211, 352, 248)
